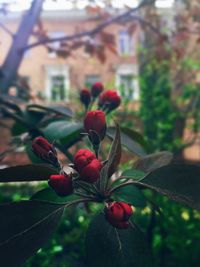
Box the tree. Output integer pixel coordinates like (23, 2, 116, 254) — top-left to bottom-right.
(139, 0, 200, 160)
(0, 0, 154, 94)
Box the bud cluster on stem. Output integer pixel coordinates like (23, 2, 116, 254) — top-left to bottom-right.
(31, 84, 134, 230)
(79, 82, 121, 114)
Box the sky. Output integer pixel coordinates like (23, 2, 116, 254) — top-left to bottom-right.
(0, 0, 175, 12)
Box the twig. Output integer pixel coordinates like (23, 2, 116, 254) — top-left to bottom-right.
(0, 22, 14, 38)
(23, 0, 155, 51)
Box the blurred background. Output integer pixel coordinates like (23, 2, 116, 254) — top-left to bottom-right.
(0, 0, 200, 266)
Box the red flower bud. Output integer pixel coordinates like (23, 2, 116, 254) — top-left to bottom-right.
(32, 137, 58, 165)
(91, 82, 104, 98)
(48, 173, 73, 196)
(80, 89, 91, 107)
(74, 149, 102, 183)
(84, 110, 106, 141)
(105, 202, 133, 229)
(106, 219, 130, 229)
(74, 149, 96, 172)
(99, 90, 121, 111)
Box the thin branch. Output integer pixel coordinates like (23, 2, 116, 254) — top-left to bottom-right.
(0, 22, 14, 38)
(23, 0, 155, 51)
(109, 180, 145, 195)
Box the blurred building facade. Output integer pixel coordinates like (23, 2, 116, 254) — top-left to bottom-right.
(0, 9, 140, 102)
(0, 4, 199, 163)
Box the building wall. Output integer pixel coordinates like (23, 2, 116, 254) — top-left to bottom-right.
(0, 9, 199, 163)
(0, 10, 140, 101)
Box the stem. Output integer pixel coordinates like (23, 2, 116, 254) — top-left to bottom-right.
(55, 142, 73, 162)
(65, 197, 94, 208)
(109, 180, 143, 195)
(32, 197, 93, 206)
(74, 180, 96, 196)
(74, 191, 96, 199)
(93, 144, 100, 159)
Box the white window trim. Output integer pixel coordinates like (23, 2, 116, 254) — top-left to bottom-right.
(115, 64, 139, 100)
(44, 65, 70, 102)
(118, 30, 134, 56)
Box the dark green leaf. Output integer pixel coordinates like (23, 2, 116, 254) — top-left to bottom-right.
(12, 121, 27, 136)
(139, 164, 200, 210)
(134, 151, 173, 173)
(107, 127, 146, 157)
(0, 200, 64, 267)
(27, 104, 73, 118)
(121, 127, 149, 151)
(86, 213, 152, 267)
(0, 164, 58, 183)
(114, 185, 147, 207)
(121, 169, 145, 180)
(43, 121, 83, 143)
(23, 109, 45, 126)
(31, 187, 78, 203)
(100, 124, 121, 193)
(0, 94, 24, 109)
(107, 124, 121, 177)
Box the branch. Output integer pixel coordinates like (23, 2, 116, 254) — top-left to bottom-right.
(23, 0, 155, 51)
(0, 22, 14, 38)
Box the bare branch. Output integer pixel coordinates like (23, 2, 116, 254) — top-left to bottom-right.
(0, 22, 14, 38)
(23, 0, 155, 51)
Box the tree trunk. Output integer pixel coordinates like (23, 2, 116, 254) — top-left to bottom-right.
(0, 0, 44, 94)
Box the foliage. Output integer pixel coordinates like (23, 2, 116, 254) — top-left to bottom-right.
(0, 100, 200, 267)
(139, 1, 200, 157)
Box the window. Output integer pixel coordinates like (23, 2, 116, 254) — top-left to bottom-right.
(119, 74, 134, 99)
(85, 75, 101, 88)
(50, 75, 65, 101)
(118, 29, 133, 56)
(45, 65, 70, 102)
(48, 31, 66, 58)
(116, 64, 139, 100)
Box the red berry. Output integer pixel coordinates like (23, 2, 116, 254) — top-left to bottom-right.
(91, 82, 104, 97)
(48, 174, 73, 196)
(84, 110, 106, 141)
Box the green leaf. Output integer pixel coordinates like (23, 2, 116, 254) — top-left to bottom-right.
(114, 185, 147, 207)
(0, 200, 64, 267)
(0, 164, 58, 183)
(107, 124, 121, 177)
(31, 187, 78, 203)
(43, 121, 83, 143)
(121, 169, 145, 180)
(107, 127, 146, 157)
(86, 213, 152, 267)
(139, 164, 200, 210)
(100, 124, 121, 193)
(121, 127, 149, 151)
(27, 104, 73, 118)
(23, 109, 45, 126)
(12, 121, 27, 136)
(134, 151, 173, 173)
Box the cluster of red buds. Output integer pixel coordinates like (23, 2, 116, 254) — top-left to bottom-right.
(31, 87, 133, 229)
(74, 149, 102, 183)
(80, 82, 121, 113)
(105, 202, 133, 229)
